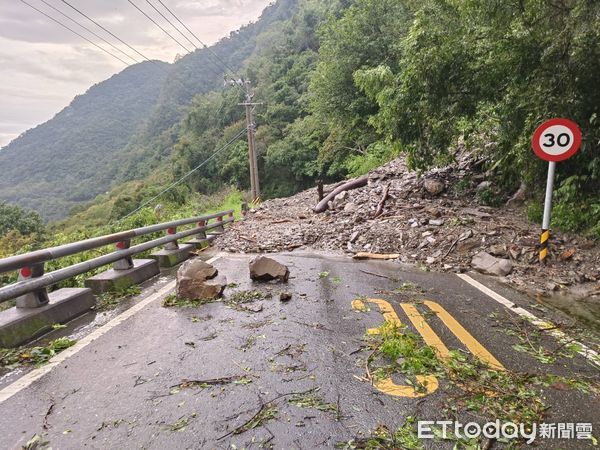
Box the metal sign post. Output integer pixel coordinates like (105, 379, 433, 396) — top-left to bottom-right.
(539, 161, 556, 262)
(531, 118, 582, 263)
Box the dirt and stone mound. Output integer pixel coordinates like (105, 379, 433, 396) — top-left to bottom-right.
(215, 155, 600, 300)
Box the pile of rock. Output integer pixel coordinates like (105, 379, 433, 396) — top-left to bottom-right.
(214, 154, 600, 296)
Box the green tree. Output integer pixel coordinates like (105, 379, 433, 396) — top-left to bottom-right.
(0, 202, 44, 237)
(354, 0, 600, 187)
(310, 0, 414, 174)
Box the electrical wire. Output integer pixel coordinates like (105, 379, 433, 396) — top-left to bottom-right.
(37, 0, 140, 64)
(60, 0, 155, 64)
(149, 0, 246, 97)
(126, 0, 192, 54)
(145, 0, 196, 50)
(20, 0, 130, 66)
(120, 127, 248, 220)
(139, 0, 227, 82)
(154, 0, 245, 84)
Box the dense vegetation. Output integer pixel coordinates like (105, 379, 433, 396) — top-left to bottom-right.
(1, 0, 599, 239)
(0, 62, 169, 220)
(168, 0, 600, 237)
(0, 0, 297, 221)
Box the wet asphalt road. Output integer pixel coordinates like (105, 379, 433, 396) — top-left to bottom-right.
(0, 252, 598, 449)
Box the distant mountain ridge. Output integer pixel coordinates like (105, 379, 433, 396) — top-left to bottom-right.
(0, 0, 297, 221)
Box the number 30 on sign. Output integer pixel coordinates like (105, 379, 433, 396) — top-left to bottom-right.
(532, 118, 582, 162)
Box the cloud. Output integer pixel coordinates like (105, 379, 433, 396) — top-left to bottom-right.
(0, 0, 272, 147)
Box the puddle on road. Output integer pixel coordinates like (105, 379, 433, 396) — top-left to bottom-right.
(537, 290, 600, 333)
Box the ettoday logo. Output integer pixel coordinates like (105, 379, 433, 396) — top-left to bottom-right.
(417, 421, 594, 444)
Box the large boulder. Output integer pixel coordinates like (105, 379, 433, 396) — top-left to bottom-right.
(176, 259, 226, 300)
(471, 252, 513, 277)
(249, 256, 289, 282)
(423, 179, 445, 196)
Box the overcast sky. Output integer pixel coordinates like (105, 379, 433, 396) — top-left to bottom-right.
(0, 0, 272, 148)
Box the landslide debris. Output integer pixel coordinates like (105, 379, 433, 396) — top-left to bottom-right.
(215, 155, 600, 298)
(176, 259, 227, 300)
(249, 256, 290, 282)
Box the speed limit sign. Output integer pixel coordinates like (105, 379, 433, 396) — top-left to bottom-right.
(532, 118, 582, 264)
(532, 118, 582, 162)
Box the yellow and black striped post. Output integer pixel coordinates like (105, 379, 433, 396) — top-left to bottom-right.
(539, 229, 550, 263)
(539, 161, 556, 264)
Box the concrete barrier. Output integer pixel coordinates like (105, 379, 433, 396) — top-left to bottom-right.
(150, 243, 195, 268)
(0, 288, 95, 347)
(85, 259, 160, 295)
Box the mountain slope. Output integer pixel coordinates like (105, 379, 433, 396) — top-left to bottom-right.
(0, 62, 169, 220)
(0, 0, 298, 221)
(114, 0, 299, 184)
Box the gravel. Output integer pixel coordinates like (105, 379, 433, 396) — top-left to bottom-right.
(215, 155, 600, 298)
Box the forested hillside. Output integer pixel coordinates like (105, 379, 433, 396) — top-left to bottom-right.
(0, 0, 298, 221)
(0, 62, 169, 220)
(143, 0, 600, 237)
(2, 0, 599, 239)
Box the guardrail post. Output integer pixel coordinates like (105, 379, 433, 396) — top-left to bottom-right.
(113, 240, 134, 271)
(197, 220, 207, 239)
(165, 227, 179, 251)
(214, 216, 225, 232)
(16, 263, 49, 308)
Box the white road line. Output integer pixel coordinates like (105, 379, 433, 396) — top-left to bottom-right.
(0, 255, 221, 405)
(457, 273, 600, 369)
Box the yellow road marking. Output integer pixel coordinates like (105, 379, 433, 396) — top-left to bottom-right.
(353, 298, 402, 335)
(352, 297, 507, 397)
(423, 300, 505, 371)
(400, 303, 449, 359)
(374, 375, 438, 398)
(353, 298, 440, 397)
(351, 299, 368, 312)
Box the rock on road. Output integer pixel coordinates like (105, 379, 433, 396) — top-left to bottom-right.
(0, 252, 598, 449)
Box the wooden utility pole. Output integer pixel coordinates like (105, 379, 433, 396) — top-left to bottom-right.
(240, 80, 261, 202)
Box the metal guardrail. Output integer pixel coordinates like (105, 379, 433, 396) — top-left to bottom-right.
(0, 210, 234, 305)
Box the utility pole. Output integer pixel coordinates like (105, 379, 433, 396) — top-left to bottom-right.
(239, 80, 262, 202)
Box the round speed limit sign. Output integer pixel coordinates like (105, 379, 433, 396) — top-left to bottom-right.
(532, 118, 582, 162)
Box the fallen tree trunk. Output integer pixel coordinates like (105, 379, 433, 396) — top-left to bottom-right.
(313, 176, 368, 213)
(373, 183, 391, 218)
(353, 252, 400, 260)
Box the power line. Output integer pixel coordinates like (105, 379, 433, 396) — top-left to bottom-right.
(120, 127, 248, 220)
(38, 0, 140, 64)
(20, 0, 130, 66)
(60, 0, 155, 64)
(139, 0, 226, 83)
(153, 0, 246, 96)
(154, 0, 242, 80)
(145, 0, 197, 50)
(126, 0, 192, 54)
